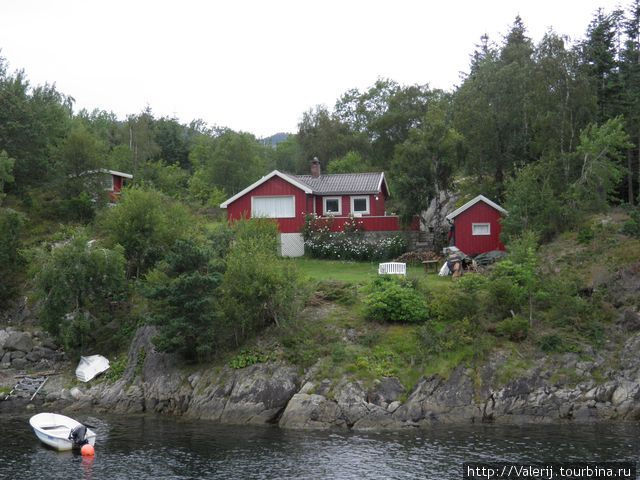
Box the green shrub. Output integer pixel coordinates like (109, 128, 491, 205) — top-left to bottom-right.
(32, 231, 127, 352)
(494, 315, 529, 341)
(417, 319, 475, 355)
(145, 238, 222, 362)
(221, 219, 304, 344)
(0, 208, 24, 307)
(100, 186, 190, 277)
(577, 226, 595, 244)
(538, 333, 579, 353)
(229, 349, 269, 369)
(363, 277, 429, 323)
(316, 281, 357, 305)
(60, 191, 96, 223)
(621, 208, 640, 238)
(105, 355, 127, 382)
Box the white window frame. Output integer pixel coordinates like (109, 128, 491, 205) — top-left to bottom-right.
(323, 196, 342, 215)
(350, 195, 370, 216)
(472, 223, 491, 236)
(251, 195, 296, 218)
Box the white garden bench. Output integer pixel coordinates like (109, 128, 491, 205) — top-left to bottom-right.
(378, 262, 407, 276)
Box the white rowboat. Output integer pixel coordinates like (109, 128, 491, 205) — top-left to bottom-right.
(75, 355, 110, 382)
(29, 413, 96, 451)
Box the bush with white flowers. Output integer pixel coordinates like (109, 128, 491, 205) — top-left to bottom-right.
(302, 214, 407, 261)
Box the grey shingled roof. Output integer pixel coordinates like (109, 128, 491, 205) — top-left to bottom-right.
(283, 172, 385, 195)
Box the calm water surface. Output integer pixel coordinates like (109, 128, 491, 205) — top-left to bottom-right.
(0, 414, 639, 479)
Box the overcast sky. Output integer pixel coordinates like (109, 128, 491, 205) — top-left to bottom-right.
(0, 0, 624, 137)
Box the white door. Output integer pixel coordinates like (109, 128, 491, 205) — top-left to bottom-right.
(280, 233, 304, 257)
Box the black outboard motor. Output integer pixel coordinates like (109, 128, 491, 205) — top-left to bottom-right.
(69, 424, 88, 447)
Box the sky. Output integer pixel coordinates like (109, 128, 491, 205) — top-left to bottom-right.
(0, 0, 625, 137)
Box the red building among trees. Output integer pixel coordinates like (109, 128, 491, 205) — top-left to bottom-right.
(445, 195, 507, 255)
(220, 159, 417, 256)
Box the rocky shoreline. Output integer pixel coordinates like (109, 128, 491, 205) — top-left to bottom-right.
(3, 324, 640, 429)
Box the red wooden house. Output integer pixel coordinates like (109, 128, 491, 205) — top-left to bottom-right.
(77, 169, 133, 203)
(220, 159, 416, 256)
(445, 195, 507, 256)
(103, 169, 133, 203)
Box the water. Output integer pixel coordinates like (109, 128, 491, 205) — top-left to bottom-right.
(1, 414, 639, 479)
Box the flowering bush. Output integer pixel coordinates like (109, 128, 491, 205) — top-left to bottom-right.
(302, 213, 406, 261)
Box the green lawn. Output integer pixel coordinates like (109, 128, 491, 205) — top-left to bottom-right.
(290, 257, 451, 289)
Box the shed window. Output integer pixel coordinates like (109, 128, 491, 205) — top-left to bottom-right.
(323, 197, 342, 215)
(350, 196, 370, 215)
(472, 223, 491, 236)
(252, 196, 295, 218)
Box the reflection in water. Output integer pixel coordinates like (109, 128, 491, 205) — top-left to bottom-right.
(0, 414, 639, 479)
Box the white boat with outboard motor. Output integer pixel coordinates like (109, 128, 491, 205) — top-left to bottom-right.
(29, 412, 96, 451)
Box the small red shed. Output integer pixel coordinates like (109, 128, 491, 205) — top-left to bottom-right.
(103, 169, 133, 202)
(445, 195, 507, 256)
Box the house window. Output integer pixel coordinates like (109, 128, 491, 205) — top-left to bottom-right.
(323, 196, 342, 215)
(252, 196, 295, 218)
(472, 223, 491, 235)
(350, 196, 370, 215)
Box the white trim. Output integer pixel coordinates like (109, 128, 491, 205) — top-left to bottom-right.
(220, 170, 312, 208)
(350, 195, 370, 215)
(445, 194, 507, 220)
(378, 172, 390, 197)
(323, 196, 342, 215)
(472, 223, 491, 236)
(251, 195, 296, 218)
(106, 169, 133, 179)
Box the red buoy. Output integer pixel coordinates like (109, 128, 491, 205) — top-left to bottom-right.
(81, 444, 95, 456)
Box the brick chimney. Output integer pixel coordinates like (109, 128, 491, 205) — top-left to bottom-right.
(311, 157, 321, 178)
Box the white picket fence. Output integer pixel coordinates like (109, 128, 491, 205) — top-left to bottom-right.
(378, 262, 407, 276)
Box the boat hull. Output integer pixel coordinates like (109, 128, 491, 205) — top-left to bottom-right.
(29, 413, 96, 451)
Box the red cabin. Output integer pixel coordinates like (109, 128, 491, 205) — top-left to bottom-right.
(220, 159, 417, 256)
(103, 169, 133, 203)
(445, 195, 507, 256)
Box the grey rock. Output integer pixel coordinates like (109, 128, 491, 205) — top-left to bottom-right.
(4, 332, 33, 353)
(34, 346, 56, 360)
(26, 350, 41, 362)
(299, 382, 315, 394)
(11, 358, 27, 369)
(315, 379, 332, 397)
(279, 393, 345, 429)
(40, 338, 58, 350)
(7, 333, 31, 353)
(619, 309, 640, 332)
(10, 351, 25, 360)
(44, 391, 59, 402)
(0, 329, 9, 349)
(387, 401, 401, 413)
(1, 351, 11, 366)
(335, 381, 369, 426)
(611, 382, 638, 407)
(70, 387, 85, 400)
(219, 363, 300, 425)
(368, 377, 405, 406)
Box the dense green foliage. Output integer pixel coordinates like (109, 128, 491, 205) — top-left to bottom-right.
(221, 219, 303, 344)
(145, 238, 223, 362)
(100, 187, 190, 277)
(1, 6, 639, 371)
(364, 277, 429, 324)
(31, 233, 127, 352)
(0, 209, 23, 307)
